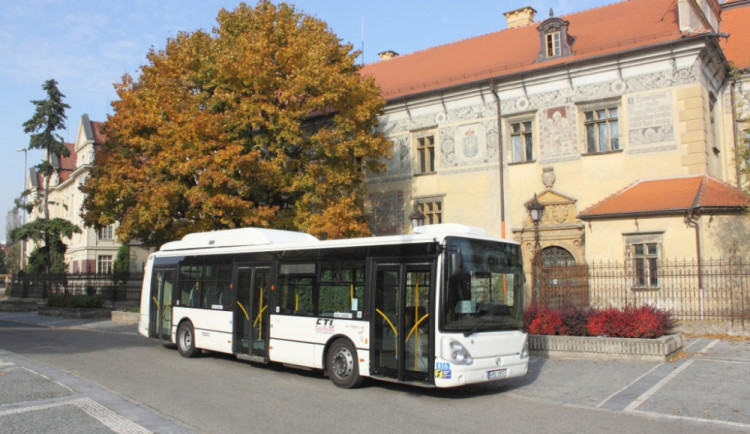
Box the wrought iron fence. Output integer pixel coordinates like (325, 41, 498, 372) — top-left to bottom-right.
(8, 272, 144, 309)
(538, 257, 749, 326)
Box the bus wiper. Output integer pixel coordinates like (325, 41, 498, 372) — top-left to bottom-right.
(463, 320, 489, 337)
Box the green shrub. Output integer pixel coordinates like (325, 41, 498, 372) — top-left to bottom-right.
(47, 294, 104, 309)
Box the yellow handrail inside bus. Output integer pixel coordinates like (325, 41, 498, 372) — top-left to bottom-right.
(162, 303, 170, 318)
(237, 301, 249, 321)
(254, 305, 267, 338)
(375, 308, 397, 336)
(405, 314, 429, 344)
(152, 296, 159, 312)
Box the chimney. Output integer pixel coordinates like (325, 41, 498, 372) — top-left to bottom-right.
(378, 50, 399, 61)
(504, 6, 537, 29)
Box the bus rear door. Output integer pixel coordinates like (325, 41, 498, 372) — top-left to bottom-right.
(234, 264, 273, 362)
(149, 267, 176, 341)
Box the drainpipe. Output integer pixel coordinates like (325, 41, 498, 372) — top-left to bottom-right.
(729, 76, 742, 188)
(686, 209, 704, 319)
(490, 79, 506, 238)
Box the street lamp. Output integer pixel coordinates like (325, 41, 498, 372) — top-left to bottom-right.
(16, 148, 28, 271)
(409, 204, 425, 229)
(526, 194, 545, 302)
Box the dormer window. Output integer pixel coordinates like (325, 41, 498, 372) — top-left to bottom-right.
(537, 11, 575, 62)
(546, 32, 561, 57)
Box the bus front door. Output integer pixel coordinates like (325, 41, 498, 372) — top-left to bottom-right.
(234, 265, 272, 361)
(148, 268, 175, 341)
(371, 261, 433, 384)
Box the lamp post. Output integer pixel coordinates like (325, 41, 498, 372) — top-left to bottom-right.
(16, 148, 28, 271)
(526, 194, 544, 302)
(409, 205, 425, 230)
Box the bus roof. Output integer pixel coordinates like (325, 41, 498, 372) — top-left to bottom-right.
(157, 223, 513, 254)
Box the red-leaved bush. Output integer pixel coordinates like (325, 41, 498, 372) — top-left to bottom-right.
(527, 308, 563, 335)
(524, 304, 674, 338)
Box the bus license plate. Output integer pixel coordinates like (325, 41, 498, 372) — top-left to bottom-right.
(487, 369, 507, 380)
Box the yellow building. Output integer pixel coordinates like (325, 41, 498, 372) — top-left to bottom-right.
(24, 114, 151, 273)
(361, 0, 750, 302)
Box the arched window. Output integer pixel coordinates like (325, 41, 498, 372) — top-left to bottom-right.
(541, 246, 576, 267)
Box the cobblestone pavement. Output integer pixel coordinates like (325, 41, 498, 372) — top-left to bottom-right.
(0, 313, 191, 434)
(1, 311, 750, 433)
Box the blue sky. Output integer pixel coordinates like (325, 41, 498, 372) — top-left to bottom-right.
(0, 0, 612, 243)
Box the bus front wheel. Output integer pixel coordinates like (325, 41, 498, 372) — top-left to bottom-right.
(326, 339, 363, 389)
(177, 321, 200, 358)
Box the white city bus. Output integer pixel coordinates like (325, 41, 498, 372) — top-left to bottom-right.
(139, 223, 529, 388)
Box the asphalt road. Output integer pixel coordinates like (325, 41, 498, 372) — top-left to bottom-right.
(1, 313, 749, 433)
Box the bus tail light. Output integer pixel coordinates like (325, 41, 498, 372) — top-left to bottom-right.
(520, 339, 529, 359)
(441, 337, 473, 365)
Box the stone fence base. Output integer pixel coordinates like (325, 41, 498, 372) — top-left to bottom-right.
(529, 333, 684, 362)
(111, 311, 139, 325)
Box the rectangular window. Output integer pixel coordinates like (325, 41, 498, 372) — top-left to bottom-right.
(97, 255, 113, 274)
(318, 262, 366, 318)
(177, 262, 232, 309)
(277, 263, 316, 316)
(418, 200, 443, 225)
(416, 135, 435, 174)
(584, 106, 619, 153)
(510, 120, 534, 163)
(98, 225, 114, 240)
(633, 243, 659, 288)
(546, 32, 561, 57)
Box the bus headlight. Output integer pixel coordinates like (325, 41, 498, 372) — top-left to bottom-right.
(442, 338, 473, 365)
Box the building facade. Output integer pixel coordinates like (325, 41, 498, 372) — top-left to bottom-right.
(361, 0, 750, 298)
(24, 114, 151, 273)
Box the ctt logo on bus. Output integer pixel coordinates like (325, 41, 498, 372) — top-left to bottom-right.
(315, 318, 334, 333)
(435, 362, 452, 379)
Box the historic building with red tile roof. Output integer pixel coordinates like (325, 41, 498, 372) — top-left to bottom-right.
(24, 114, 151, 273)
(361, 0, 750, 296)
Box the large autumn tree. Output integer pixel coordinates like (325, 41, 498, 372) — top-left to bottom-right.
(81, 1, 390, 247)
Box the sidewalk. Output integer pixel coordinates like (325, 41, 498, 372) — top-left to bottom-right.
(0, 313, 191, 434)
(2, 311, 750, 432)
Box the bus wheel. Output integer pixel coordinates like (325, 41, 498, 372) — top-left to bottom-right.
(177, 321, 199, 358)
(326, 339, 363, 389)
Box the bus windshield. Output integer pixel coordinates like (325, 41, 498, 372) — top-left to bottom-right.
(442, 237, 524, 335)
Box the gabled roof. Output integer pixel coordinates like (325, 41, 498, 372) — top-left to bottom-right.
(34, 142, 77, 189)
(720, 0, 750, 69)
(57, 142, 78, 183)
(578, 175, 750, 219)
(361, 0, 689, 100)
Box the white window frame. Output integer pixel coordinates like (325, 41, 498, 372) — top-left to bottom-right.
(508, 117, 535, 163)
(97, 255, 113, 275)
(546, 32, 561, 57)
(98, 224, 114, 240)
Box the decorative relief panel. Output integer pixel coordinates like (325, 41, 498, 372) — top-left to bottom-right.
(440, 120, 498, 168)
(626, 90, 677, 154)
(367, 190, 404, 235)
(539, 104, 579, 163)
(382, 135, 411, 176)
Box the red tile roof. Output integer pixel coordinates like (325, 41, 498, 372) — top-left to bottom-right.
(91, 120, 107, 144)
(361, 0, 686, 100)
(720, 0, 750, 69)
(578, 175, 750, 219)
(57, 142, 78, 183)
